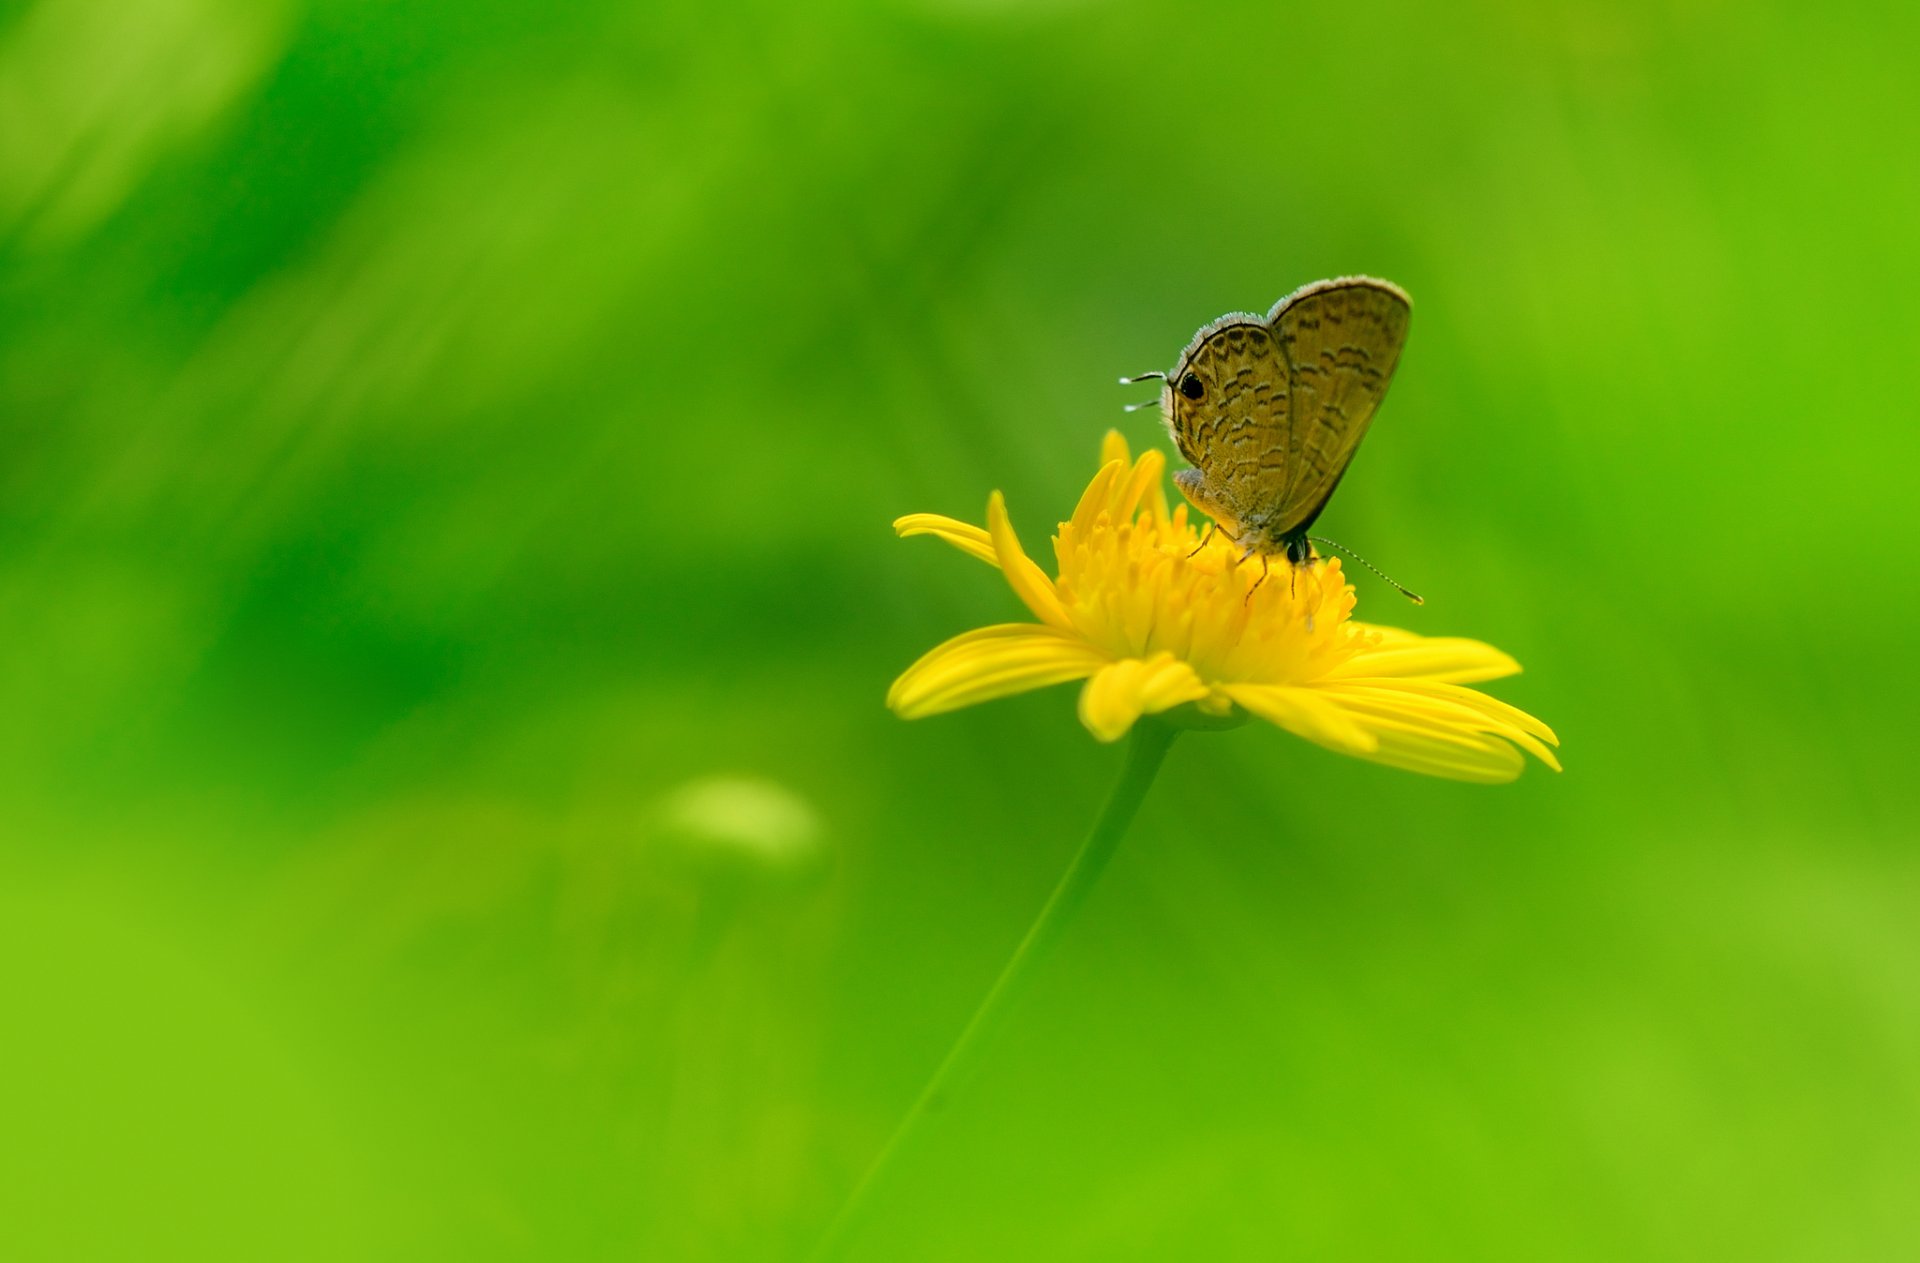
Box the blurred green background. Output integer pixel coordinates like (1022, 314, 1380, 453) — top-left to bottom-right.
(3, 0, 1916, 1258)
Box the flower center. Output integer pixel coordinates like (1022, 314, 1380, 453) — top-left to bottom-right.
(1052, 506, 1367, 687)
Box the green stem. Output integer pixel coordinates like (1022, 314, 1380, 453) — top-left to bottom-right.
(809, 720, 1179, 1261)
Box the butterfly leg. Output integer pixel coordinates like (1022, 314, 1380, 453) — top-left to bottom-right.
(1188, 522, 1220, 558)
(1280, 532, 1311, 620)
(1243, 551, 1269, 604)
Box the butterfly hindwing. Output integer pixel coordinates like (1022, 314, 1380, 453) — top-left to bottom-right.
(1268, 278, 1412, 536)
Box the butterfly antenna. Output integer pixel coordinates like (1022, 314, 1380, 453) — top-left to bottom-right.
(1119, 371, 1166, 413)
(1308, 536, 1425, 605)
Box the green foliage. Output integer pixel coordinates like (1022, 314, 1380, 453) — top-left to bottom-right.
(2, 0, 1916, 1258)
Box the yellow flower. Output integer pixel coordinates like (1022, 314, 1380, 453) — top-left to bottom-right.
(888, 432, 1560, 784)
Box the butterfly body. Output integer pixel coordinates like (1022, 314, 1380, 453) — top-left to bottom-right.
(1156, 277, 1412, 564)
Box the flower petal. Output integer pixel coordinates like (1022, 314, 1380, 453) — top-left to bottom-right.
(1336, 628, 1522, 684)
(987, 490, 1072, 628)
(1322, 680, 1559, 757)
(1066, 459, 1127, 538)
(1351, 725, 1527, 783)
(1359, 680, 1560, 750)
(1114, 447, 1167, 524)
(1076, 653, 1210, 743)
(1313, 683, 1556, 781)
(1221, 684, 1378, 756)
(1146, 465, 1169, 523)
(888, 624, 1108, 719)
(1094, 432, 1168, 524)
(894, 514, 998, 567)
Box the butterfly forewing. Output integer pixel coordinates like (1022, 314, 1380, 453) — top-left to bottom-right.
(1164, 318, 1293, 524)
(1269, 278, 1411, 535)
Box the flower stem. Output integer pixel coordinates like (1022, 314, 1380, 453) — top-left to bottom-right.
(810, 720, 1178, 1260)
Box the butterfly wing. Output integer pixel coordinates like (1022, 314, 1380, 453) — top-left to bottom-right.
(1161, 315, 1294, 526)
(1266, 277, 1411, 536)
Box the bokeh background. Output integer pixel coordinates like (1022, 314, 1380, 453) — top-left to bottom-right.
(3, 0, 1917, 1258)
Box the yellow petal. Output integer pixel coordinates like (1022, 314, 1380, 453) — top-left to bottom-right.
(1066, 459, 1127, 538)
(1221, 684, 1378, 756)
(1076, 653, 1210, 743)
(1114, 447, 1167, 523)
(987, 490, 1072, 629)
(1321, 681, 1560, 768)
(1098, 430, 1168, 523)
(894, 514, 999, 567)
(1373, 680, 1559, 748)
(1334, 630, 1522, 684)
(1353, 725, 1527, 784)
(1144, 456, 1170, 523)
(888, 624, 1108, 719)
(1313, 684, 1555, 780)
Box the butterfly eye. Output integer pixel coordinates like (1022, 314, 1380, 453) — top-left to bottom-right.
(1179, 373, 1205, 400)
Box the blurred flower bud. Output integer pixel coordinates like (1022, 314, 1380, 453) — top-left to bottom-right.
(650, 775, 828, 890)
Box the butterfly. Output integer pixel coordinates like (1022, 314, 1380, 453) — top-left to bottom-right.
(1124, 276, 1413, 577)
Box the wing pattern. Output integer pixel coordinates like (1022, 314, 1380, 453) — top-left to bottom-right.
(1270, 279, 1411, 533)
(1160, 277, 1410, 546)
(1164, 317, 1292, 520)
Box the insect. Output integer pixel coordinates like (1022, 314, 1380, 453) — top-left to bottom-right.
(1122, 276, 1417, 598)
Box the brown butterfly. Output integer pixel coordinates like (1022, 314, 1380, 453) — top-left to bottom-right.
(1124, 277, 1413, 584)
